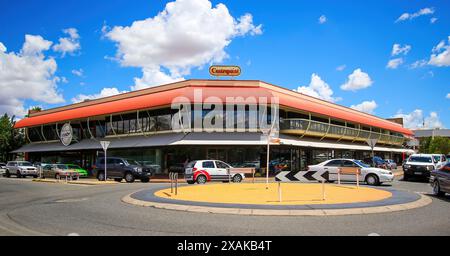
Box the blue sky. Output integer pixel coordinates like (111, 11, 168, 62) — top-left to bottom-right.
(0, 0, 449, 129)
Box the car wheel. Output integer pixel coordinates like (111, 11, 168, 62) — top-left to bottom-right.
(125, 172, 135, 183)
(232, 174, 243, 183)
(432, 180, 445, 197)
(365, 174, 380, 186)
(97, 172, 105, 181)
(33, 175, 38, 178)
(17, 171, 22, 178)
(196, 175, 207, 184)
(5, 170, 10, 178)
(140, 178, 150, 183)
(186, 180, 195, 185)
(114, 178, 122, 182)
(403, 173, 409, 181)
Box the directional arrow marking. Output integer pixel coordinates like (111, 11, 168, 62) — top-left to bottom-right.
(275, 170, 329, 182)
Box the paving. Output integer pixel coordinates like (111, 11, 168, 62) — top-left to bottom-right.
(0, 176, 448, 235)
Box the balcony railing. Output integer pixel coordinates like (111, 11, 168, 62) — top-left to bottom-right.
(280, 118, 405, 146)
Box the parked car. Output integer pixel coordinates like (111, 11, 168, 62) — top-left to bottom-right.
(93, 157, 153, 183)
(432, 154, 448, 169)
(430, 162, 450, 197)
(185, 160, 245, 184)
(403, 154, 437, 181)
(65, 164, 89, 177)
(0, 162, 7, 176)
(140, 161, 161, 174)
(385, 159, 398, 170)
(363, 156, 387, 169)
(307, 159, 394, 186)
(5, 161, 38, 178)
(42, 164, 80, 180)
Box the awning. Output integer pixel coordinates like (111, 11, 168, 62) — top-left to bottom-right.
(11, 132, 414, 154)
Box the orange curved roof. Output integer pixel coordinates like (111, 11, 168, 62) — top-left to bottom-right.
(14, 80, 413, 136)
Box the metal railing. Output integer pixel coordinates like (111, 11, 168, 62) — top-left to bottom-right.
(169, 172, 178, 195)
(280, 118, 405, 145)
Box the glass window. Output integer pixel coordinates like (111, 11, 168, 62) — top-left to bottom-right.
(216, 161, 230, 169)
(202, 161, 215, 168)
(343, 160, 358, 167)
(325, 160, 342, 167)
(409, 156, 433, 163)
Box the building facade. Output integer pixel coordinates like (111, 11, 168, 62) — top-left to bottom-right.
(12, 80, 414, 175)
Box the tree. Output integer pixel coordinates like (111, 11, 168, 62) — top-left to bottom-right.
(419, 137, 432, 153)
(428, 136, 450, 155)
(0, 114, 25, 162)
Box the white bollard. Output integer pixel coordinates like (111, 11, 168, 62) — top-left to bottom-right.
(278, 182, 282, 202)
(322, 180, 326, 201)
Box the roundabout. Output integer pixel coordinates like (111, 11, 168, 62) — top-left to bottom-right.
(123, 182, 432, 216)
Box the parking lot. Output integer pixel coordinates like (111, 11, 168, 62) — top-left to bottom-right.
(0, 175, 448, 236)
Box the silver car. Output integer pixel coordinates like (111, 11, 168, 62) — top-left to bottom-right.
(0, 163, 7, 176)
(385, 159, 397, 170)
(5, 161, 38, 178)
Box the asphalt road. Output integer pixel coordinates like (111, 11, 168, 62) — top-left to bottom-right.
(0, 177, 448, 236)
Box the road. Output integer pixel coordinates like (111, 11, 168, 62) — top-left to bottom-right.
(0, 177, 448, 236)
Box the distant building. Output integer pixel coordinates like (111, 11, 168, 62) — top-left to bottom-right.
(413, 128, 450, 138)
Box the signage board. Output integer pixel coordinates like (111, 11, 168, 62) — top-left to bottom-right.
(209, 65, 241, 77)
(275, 170, 329, 182)
(60, 123, 73, 146)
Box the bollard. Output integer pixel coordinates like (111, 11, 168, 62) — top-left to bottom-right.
(175, 173, 178, 196)
(170, 173, 174, 194)
(321, 180, 326, 201)
(356, 171, 360, 188)
(278, 182, 282, 202)
(338, 169, 341, 185)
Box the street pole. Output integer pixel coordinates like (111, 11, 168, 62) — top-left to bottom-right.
(104, 148, 107, 182)
(266, 136, 270, 189)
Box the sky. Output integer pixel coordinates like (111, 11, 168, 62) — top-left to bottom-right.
(0, 0, 449, 129)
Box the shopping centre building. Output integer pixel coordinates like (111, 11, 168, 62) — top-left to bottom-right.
(12, 79, 415, 174)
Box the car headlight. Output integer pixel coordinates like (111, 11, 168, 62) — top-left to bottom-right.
(134, 167, 142, 173)
(403, 164, 410, 169)
(427, 166, 434, 171)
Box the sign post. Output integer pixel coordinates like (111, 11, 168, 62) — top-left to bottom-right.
(100, 141, 110, 182)
(367, 139, 378, 167)
(275, 170, 329, 201)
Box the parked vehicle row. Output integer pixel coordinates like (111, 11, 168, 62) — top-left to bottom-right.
(403, 154, 448, 181)
(93, 157, 154, 183)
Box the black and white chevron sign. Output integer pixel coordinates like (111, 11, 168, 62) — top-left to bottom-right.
(275, 170, 329, 182)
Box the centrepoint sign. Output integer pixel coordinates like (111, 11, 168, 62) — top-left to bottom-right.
(209, 65, 241, 77)
(60, 123, 73, 146)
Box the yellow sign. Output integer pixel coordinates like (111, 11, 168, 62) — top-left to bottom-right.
(209, 65, 241, 77)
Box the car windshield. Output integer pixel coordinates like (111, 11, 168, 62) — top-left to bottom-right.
(186, 161, 197, 168)
(355, 160, 370, 168)
(409, 156, 433, 163)
(18, 162, 33, 166)
(126, 159, 141, 166)
(433, 156, 441, 162)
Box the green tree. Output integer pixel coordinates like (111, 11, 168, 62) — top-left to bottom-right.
(428, 136, 450, 155)
(419, 137, 432, 153)
(0, 114, 25, 162)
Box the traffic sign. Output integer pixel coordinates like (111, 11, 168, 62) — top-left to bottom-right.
(100, 141, 110, 151)
(366, 139, 378, 149)
(275, 170, 329, 182)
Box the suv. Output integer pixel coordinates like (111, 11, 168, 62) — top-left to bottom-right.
(5, 161, 38, 178)
(185, 160, 245, 184)
(93, 157, 153, 183)
(403, 154, 437, 181)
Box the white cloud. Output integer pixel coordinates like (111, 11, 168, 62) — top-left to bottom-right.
(394, 109, 444, 129)
(340, 68, 373, 91)
(295, 73, 340, 103)
(71, 87, 127, 103)
(71, 68, 84, 77)
(386, 58, 403, 69)
(430, 17, 438, 24)
(105, 0, 262, 90)
(350, 100, 378, 114)
(446, 93, 450, 99)
(392, 44, 411, 56)
(336, 64, 346, 71)
(410, 59, 427, 69)
(428, 36, 450, 67)
(53, 28, 81, 57)
(396, 7, 435, 23)
(318, 15, 327, 24)
(0, 35, 65, 118)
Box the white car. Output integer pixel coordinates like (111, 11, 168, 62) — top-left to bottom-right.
(0, 163, 7, 176)
(5, 161, 39, 178)
(403, 154, 439, 181)
(307, 159, 394, 186)
(185, 160, 245, 184)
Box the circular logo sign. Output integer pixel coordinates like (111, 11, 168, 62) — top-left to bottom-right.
(60, 123, 73, 146)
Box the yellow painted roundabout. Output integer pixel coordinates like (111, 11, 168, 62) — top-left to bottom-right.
(154, 183, 393, 205)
